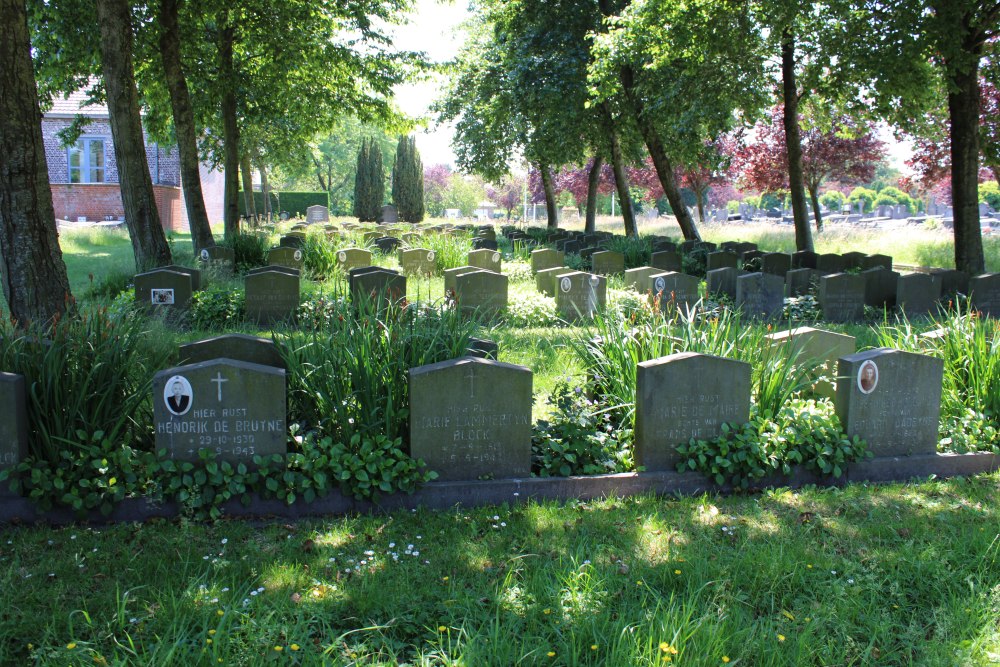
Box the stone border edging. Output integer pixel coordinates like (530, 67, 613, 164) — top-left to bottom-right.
(1, 451, 996, 526)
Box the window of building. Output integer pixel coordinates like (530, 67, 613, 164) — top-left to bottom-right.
(68, 138, 106, 183)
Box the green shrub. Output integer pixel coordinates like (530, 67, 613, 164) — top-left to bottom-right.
(302, 233, 341, 280)
(239, 191, 329, 218)
(848, 187, 876, 213)
(190, 285, 245, 329)
(220, 232, 270, 272)
(980, 181, 1000, 211)
(423, 232, 473, 274)
(324, 433, 435, 500)
(819, 190, 846, 212)
(504, 289, 560, 327)
(84, 269, 133, 301)
(604, 235, 651, 269)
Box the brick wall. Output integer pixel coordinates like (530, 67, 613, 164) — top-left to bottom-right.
(51, 184, 189, 233)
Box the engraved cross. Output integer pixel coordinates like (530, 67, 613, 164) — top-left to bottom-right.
(211, 372, 228, 401)
(465, 366, 476, 399)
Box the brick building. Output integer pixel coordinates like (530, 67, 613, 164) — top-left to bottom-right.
(43, 89, 224, 233)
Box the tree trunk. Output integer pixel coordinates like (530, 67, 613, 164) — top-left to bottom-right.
(219, 16, 240, 240)
(585, 155, 603, 233)
(618, 66, 700, 240)
(256, 156, 271, 222)
(608, 130, 637, 238)
(312, 155, 327, 191)
(539, 164, 559, 229)
(95, 0, 172, 270)
(240, 152, 256, 221)
(695, 187, 706, 223)
(158, 0, 214, 253)
(949, 59, 986, 275)
(0, 0, 73, 326)
(781, 27, 814, 253)
(808, 183, 824, 232)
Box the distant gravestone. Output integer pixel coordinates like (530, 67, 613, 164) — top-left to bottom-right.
(835, 349, 943, 457)
(970, 273, 1000, 317)
(816, 253, 847, 274)
(134, 269, 193, 311)
(841, 251, 866, 270)
(373, 236, 402, 254)
(409, 357, 532, 481)
(791, 250, 818, 270)
(268, 246, 304, 271)
(785, 268, 819, 297)
(896, 273, 942, 317)
(650, 250, 682, 273)
(624, 266, 662, 292)
(381, 204, 399, 224)
(736, 272, 785, 319)
(706, 267, 741, 299)
(634, 352, 751, 472)
(198, 247, 235, 275)
(931, 268, 971, 299)
(466, 337, 500, 360)
(530, 248, 565, 274)
(445, 266, 481, 298)
(706, 251, 738, 271)
(245, 270, 300, 324)
(0, 373, 28, 480)
(468, 249, 502, 273)
(279, 234, 305, 249)
(862, 267, 899, 309)
(760, 252, 792, 277)
(306, 205, 329, 224)
(555, 271, 606, 320)
(650, 271, 700, 311)
(535, 267, 569, 297)
(859, 254, 892, 271)
(591, 250, 625, 275)
(766, 327, 855, 399)
(455, 270, 508, 317)
(153, 359, 286, 462)
(351, 268, 406, 307)
(472, 238, 499, 251)
(246, 265, 299, 278)
(336, 247, 372, 273)
(179, 334, 286, 370)
(679, 240, 697, 253)
(157, 264, 202, 291)
(818, 273, 866, 322)
(398, 248, 437, 274)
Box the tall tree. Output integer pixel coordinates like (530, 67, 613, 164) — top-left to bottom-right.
(391, 135, 425, 223)
(353, 137, 384, 222)
(0, 0, 72, 325)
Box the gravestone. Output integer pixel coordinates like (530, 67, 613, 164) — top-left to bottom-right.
(760, 252, 792, 277)
(859, 254, 892, 271)
(634, 352, 751, 472)
(530, 248, 565, 274)
(862, 267, 899, 308)
(179, 334, 286, 370)
(472, 238, 499, 251)
(268, 246, 304, 271)
(134, 269, 193, 311)
(244, 270, 300, 324)
(970, 273, 1000, 317)
(578, 246, 600, 260)
(930, 268, 971, 299)
(706, 267, 741, 299)
(835, 349, 943, 456)
(279, 234, 305, 249)
(198, 247, 235, 275)
(765, 327, 855, 399)
(555, 272, 606, 320)
(445, 266, 481, 298)
(841, 251, 866, 270)
(624, 267, 663, 292)
(785, 268, 819, 297)
(455, 270, 508, 317)
(409, 357, 532, 482)
(816, 253, 847, 274)
(649, 271, 700, 311)
(818, 273, 866, 322)
(381, 204, 398, 223)
(535, 267, 569, 297)
(336, 247, 373, 273)
(351, 268, 406, 307)
(468, 249, 502, 273)
(398, 248, 437, 274)
(896, 273, 942, 317)
(740, 250, 764, 270)
(590, 250, 625, 275)
(679, 240, 697, 253)
(650, 250, 682, 272)
(158, 264, 201, 291)
(373, 236, 402, 254)
(246, 265, 299, 278)
(694, 241, 717, 253)
(306, 205, 329, 224)
(466, 337, 500, 360)
(0, 373, 28, 480)
(736, 272, 785, 319)
(153, 359, 286, 462)
(706, 251, 738, 271)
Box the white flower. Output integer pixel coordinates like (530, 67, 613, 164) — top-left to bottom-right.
(221, 538, 228, 545)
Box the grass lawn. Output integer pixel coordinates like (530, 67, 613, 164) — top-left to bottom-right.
(1, 474, 997, 665)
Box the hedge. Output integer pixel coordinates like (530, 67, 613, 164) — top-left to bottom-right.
(237, 191, 329, 218)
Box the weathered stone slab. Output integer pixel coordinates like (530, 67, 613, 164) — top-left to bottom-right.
(816, 253, 846, 274)
(306, 205, 329, 223)
(896, 273, 942, 317)
(153, 359, 286, 462)
(0, 373, 28, 483)
(409, 357, 532, 482)
(135, 269, 193, 311)
(634, 352, 751, 472)
(245, 270, 300, 324)
(268, 246, 304, 271)
(835, 349, 943, 456)
(466, 337, 499, 360)
(398, 248, 437, 275)
(455, 270, 508, 317)
(930, 269, 971, 299)
(706, 251, 738, 271)
(351, 268, 406, 307)
(706, 267, 741, 300)
(530, 248, 565, 274)
(336, 248, 372, 273)
(467, 249, 502, 273)
(765, 327, 855, 399)
(859, 254, 892, 271)
(591, 250, 625, 275)
(760, 252, 792, 277)
(650, 250, 682, 272)
(818, 273, 865, 322)
(649, 272, 700, 311)
(533, 267, 568, 297)
(472, 238, 499, 251)
(841, 251, 866, 270)
(179, 334, 286, 370)
(279, 234, 305, 249)
(736, 272, 785, 319)
(862, 267, 899, 308)
(373, 236, 402, 254)
(785, 268, 819, 297)
(444, 266, 481, 298)
(624, 266, 662, 292)
(198, 247, 235, 275)
(555, 271, 607, 320)
(970, 273, 1000, 317)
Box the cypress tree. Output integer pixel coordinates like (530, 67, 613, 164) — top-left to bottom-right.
(352, 138, 369, 220)
(353, 137, 385, 222)
(392, 135, 424, 223)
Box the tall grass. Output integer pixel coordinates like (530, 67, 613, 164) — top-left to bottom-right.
(422, 232, 474, 274)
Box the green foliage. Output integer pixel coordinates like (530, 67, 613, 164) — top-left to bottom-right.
(676, 401, 869, 488)
(220, 232, 270, 273)
(190, 285, 245, 330)
(324, 433, 436, 500)
(819, 190, 846, 211)
(353, 137, 385, 222)
(532, 380, 631, 476)
(237, 191, 329, 218)
(504, 289, 560, 327)
(84, 269, 133, 301)
(980, 181, 1000, 211)
(301, 233, 343, 280)
(421, 232, 474, 274)
(848, 187, 876, 212)
(391, 135, 425, 223)
(604, 236, 652, 269)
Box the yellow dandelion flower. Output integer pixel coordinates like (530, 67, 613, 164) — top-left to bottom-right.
(636, 580, 644, 586)
(591, 644, 598, 651)
(274, 645, 284, 652)
(543, 608, 552, 615)
(206, 639, 213, 645)
(208, 629, 216, 636)
(442, 576, 449, 582)
(290, 644, 300, 651)
(660, 642, 670, 652)
(67, 643, 77, 650)
(547, 651, 556, 657)
(807, 564, 812, 569)
(722, 657, 730, 663)
(438, 625, 447, 632)
(777, 634, 786, 642)
(674, 569, 681, 575)
(216, 610, 224, 617)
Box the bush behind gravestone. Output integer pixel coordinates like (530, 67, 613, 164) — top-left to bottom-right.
(220, 232, 270, 273)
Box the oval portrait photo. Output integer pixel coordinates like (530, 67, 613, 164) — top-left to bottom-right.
(857, 360, 879, 395)
(163, 375, 194, 416)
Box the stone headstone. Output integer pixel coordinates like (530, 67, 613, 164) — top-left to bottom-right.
(694, 241, 717, 253)
(279, 234, 305, 250)
(634, 352, 751, 472)
(336, 247, 372, 273)
(351, 268, 406, 307)
(245, 270, 300, 324)
(159, 264, 202, 291)
(268, 246, 304, 271)
(444, 266, 481, 298)
(455, 270, 508, 317)
(785, 268, 819, 297)
(472, 238, 499, 251)
(706, 251, 739, 271)
(650, 271, 700, 311)
(246, 265, 299, 278)
(198, 247, 235, 275)
(816, 254, 847, 275)
(0, 373, 28, 480)
(381, 204, 399, 224)
(765, 327, 855, 399)
(591, 250, 625, 275)
(736, 272, 785, 319)
(859, 254, 892, 271)
(841, 251, 866, 270)
(930, 268, 971, 299)
(535, 267, 569, 297)
(398, 248, 437, 275)
(179, 334, 286, 370)
(679, 240, 697, 253)
(835, 349, 943, 456)
(970, 273, 1000, 317)
(409, 357, 532, 482)
(468, 249, 502, 273)
(818, 273, 865, 322)
(153, 359, 286, 462)
(135, 269, 193, 311)
(650, 250, 682, 272)
(760, 252, 792, 277)
(306, 205, 329, 223)
(862, 267, 899, 308)
(373, 236, 402, 254)
(466, 337, 499, 360)
(555, 272, 606, 320)
(896, 273, 942, 317)
(624, 267, 663, 292)
(530, 248, 565, 274)
(706, 267, 740, 300)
